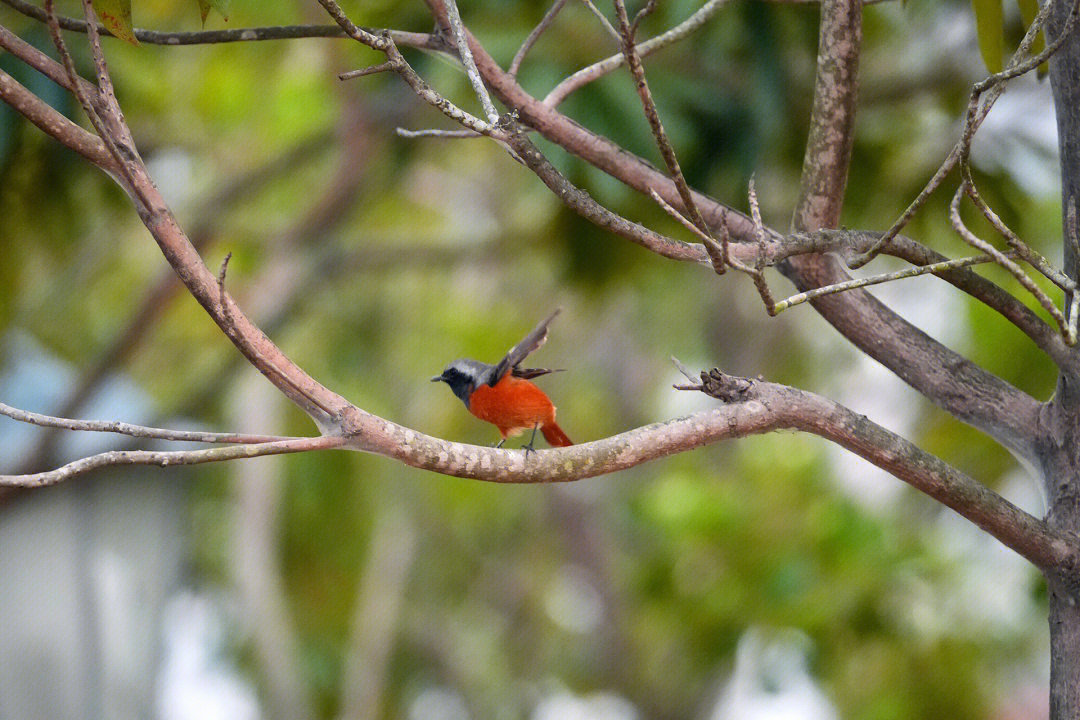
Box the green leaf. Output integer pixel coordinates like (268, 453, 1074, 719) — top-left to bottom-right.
(971, 0, 1003, 73)
(1016, 0, 1048, 76)
(91, 0, 138, 46)
(195, 0, 229, 24)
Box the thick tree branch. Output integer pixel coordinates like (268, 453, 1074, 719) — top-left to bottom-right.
(777, 0, 1042, 458)
(5, 366, 1071, 585)
(339, 375, 1078, 580)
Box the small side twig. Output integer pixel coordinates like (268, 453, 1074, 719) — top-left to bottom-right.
(579, 0, 623, 43)
(1, 436, 348, 488)
(395, 127, 482, 139)
(508, 0, 569, 77)
(339, 62, 396, 81)
(948, 182, 1069, 334)
(771, 252, 1009, 314)
(218, 251, 233, 312)
(0, 401, 293, 444)
(746, 178, 778, 315)
(670, 356, 700, 386)
(963, 174, 1075, 291)
(629, 0, 658, 37)
(544, 0, 727, 107)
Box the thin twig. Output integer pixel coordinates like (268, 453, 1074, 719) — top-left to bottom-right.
(1, 436, 348, 487)
(317, 1, 495, 137)
(670, 356, 700, 385)
(850, 0, 1077, 267)
(772, 253, 1008, 313)
(613, 0, 718, 269)
(0, 401, 293, 444)
(630, 0, 658, 37)
(395, 127, 482, 138)
(218, 251, 233, 313)
(746, 177, 778, 314)
(1066, 200, 1080, 344)
(1, 0, 437, 47)
(509, 0, 569, 77)
(544, 0, 727, 107)
(648, 187, 745, 272)
(312, 0, 388, 48)
(442, 0, 500, 124)
(498, 118, 708, 263)
(579, 0, 622, 43)
(948, 182, 1068, 332)
(339, 62, 395, 80)
(963, 176, 1075, 291)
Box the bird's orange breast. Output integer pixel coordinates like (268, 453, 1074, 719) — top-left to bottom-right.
(468, 375, 557, 437)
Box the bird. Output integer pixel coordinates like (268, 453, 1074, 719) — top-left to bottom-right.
(431, 309, 573, 453)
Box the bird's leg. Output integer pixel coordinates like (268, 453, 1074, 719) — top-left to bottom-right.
(494, 438, 506, 448)
(522, 424, 540, 458)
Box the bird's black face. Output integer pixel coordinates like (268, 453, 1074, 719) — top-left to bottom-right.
(431, 360, 480, 407)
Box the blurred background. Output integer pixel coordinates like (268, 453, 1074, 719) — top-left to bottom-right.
(0, 0, 1065, 717)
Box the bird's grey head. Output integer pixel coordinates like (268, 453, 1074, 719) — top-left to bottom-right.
(431, 358, 491, 407)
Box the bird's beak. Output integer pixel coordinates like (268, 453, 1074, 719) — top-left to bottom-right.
(431, 375, 444, 383)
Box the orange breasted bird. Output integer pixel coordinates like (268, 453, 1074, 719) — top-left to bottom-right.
(432, 309, 573, 452)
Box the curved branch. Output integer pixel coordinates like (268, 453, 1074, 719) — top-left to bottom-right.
(334, 375, 1075, 577)
(6, 368, 1072, 579)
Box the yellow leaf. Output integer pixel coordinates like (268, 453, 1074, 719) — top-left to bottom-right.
(91, 0, 138, 46)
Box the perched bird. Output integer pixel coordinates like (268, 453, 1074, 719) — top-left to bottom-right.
(432, 309, 573, 452)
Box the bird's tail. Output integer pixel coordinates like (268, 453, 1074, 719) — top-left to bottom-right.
(542, 421, 573, 447)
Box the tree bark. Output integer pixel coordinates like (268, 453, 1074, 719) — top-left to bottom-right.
(1041, 0, 1080, 715)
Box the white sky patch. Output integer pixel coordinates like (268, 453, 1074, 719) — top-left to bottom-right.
(532, 690, 639, 720)
(156, 592, 261, 720)
(543, 564, 604, 634)
(710, 628, 838, 720)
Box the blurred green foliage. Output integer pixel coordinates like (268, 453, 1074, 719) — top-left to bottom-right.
(0, 0, 1060, 717)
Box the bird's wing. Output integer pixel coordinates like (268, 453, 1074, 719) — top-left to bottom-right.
(512, 367, 565, 380)
(488, 309, 562, 386)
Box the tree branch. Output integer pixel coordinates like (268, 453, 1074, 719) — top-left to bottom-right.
(612, 0, 716, 264)
(1, 436, 347, 487)
(544, 0, 727, 107)
(0, 402, 292, 444)
(776, 0, 1043, 458)
(508, 0, 568, 78)
(0, 0, 437, 49)
(0, 67, 113, 168)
